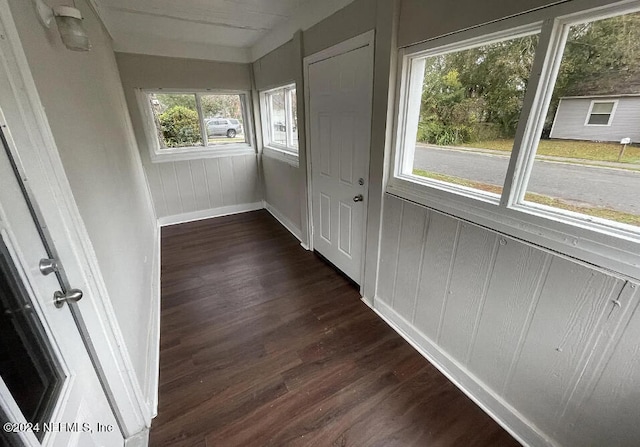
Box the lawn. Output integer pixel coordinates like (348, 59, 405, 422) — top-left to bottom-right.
(413, 169, 640, 227)
(208, 135, 245, 145)
(459, 139, 640, 164)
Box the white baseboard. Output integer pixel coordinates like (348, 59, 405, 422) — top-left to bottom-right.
(158, 202, 264, 227)
(145, 225, 161, 418)
(124, 428, 149, 447)
(264, 202, 302, 242)
(365, 297, 554, 447)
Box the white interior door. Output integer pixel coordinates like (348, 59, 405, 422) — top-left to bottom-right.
(308, 37, 374, 284)
(0, 123, 122, 447)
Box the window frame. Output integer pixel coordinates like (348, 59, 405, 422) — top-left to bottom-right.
(137, 88, 255, 163)
(584, 99, 618, 126)
(259, 83, 299, 166)
(387, 0, 640, 280)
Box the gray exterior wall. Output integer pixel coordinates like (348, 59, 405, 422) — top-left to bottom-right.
(550, 96, 640, 142)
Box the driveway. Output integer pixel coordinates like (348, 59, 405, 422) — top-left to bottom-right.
(414, 145, 640, 215)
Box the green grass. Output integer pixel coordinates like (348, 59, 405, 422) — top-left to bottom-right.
(413, 169, 640, 227)
(459, 139, 640, 164)
(208, 135, 245, 145)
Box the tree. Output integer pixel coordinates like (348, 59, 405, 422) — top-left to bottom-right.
(418, 11, 640, 144)
(419, 34, 538, 145)
(200, 95, 243, 120)
(158, 106, 202, 147)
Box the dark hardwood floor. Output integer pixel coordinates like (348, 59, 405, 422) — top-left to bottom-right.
(151, 210, 520, 447)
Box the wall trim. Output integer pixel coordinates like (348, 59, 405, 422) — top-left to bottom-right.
(145, 225, 161, 417)
(124, 428, 149, 447)
(365, 297, 555, 447)
(158, 202, 264, 227)
(265, 202, 302, 242)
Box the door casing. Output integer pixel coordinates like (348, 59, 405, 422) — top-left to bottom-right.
(0, 0, 154, 440)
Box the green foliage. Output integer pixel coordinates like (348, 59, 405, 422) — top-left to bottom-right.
(418, 11, 640, 145)
(419, 34, 538, 145)
(201, 95, 243, 120)
(158, 106, 202, 148)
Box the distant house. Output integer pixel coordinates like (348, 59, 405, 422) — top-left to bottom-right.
(550, 94, 640, 142)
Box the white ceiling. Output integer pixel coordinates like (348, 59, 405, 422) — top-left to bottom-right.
(93, 0, 356, 63)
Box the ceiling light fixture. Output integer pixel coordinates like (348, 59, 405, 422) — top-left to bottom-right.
(33, 0, 91, 51)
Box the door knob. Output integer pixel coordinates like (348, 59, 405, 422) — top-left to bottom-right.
(54, 289, 83, 308)
(39, 258, 59, 276)
(353, 194, 364, 202)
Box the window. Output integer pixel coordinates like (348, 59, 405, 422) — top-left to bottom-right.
(261, 84, 298, 154)
(141, 90, 253, 162)
(586, 100, 616, 125)
(401, 32, 539, 197)
(390, 5, 640, 279)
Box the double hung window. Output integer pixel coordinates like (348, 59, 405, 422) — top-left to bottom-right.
(260, 84, 299, 154)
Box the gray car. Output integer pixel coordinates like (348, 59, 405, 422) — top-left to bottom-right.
(206, 118, 243, 138)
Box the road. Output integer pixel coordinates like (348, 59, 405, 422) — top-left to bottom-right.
(414, 145, 640, 215)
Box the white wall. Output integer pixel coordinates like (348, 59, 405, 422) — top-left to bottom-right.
(375, 194, 639, 447)
(253, 37, 306, 240)
(116, 53, 263, 222)
(8, 0, 158, 402)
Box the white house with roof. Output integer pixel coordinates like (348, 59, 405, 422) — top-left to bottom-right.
(550, 94, 640, 142)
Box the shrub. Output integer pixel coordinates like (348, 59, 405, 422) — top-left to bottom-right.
(158, 106, 202, 147)
(417, 121, 472, 146)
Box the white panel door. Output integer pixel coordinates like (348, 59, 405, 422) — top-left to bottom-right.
(0, 124, 122, 447)
(308, 42, 373, 284)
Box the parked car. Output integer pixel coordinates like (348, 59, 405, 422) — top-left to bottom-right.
(206, 118, 243, 138)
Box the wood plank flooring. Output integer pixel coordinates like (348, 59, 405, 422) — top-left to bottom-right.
(151, 210, 520, 447)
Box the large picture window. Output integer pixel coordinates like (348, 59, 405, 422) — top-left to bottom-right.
(260, 84, 298, 154)
(140, 90, 253, 162)
(390, 4, 640, 278)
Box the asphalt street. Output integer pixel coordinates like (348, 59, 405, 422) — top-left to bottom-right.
(414, 145, 640, 215)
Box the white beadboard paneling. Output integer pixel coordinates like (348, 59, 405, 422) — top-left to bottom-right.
(157, 162, 181, 216)
(468, 239, 550, 392)
(374, 196, 640, 446)
(376, 195, 403, 304)
(203, 158, 224, 209)
(413, 211, 460, 341)
(174, 162, 197, 213)
(232, 155, 252, 204)
(189, 159, 211, 210)
(504, 257, 625, 436)
(438, 222, 498, 360)
(145, 155, 261, 220)
(558, 281, 640, 447)
(392, 204, 428, 316)
(218, 157, 237, 206)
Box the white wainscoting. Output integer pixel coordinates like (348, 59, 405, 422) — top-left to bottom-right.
(375, 193, 639, 447)
(158, 202, 265, 227)
(144, 154, 262, 219)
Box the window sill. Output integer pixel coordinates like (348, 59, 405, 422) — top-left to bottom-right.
(387, 175, 640, 280)
(262, 146, 299, 168)
(150, 144, 255, 163)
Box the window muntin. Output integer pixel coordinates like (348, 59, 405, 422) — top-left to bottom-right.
(261, 84, 298, 154)
(391, 4, 640, 279)
(586, 101, 615, 125)
(146, 91, 251, 154)
(403, 33, 539, 197)
(522, 11, 640, 229)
